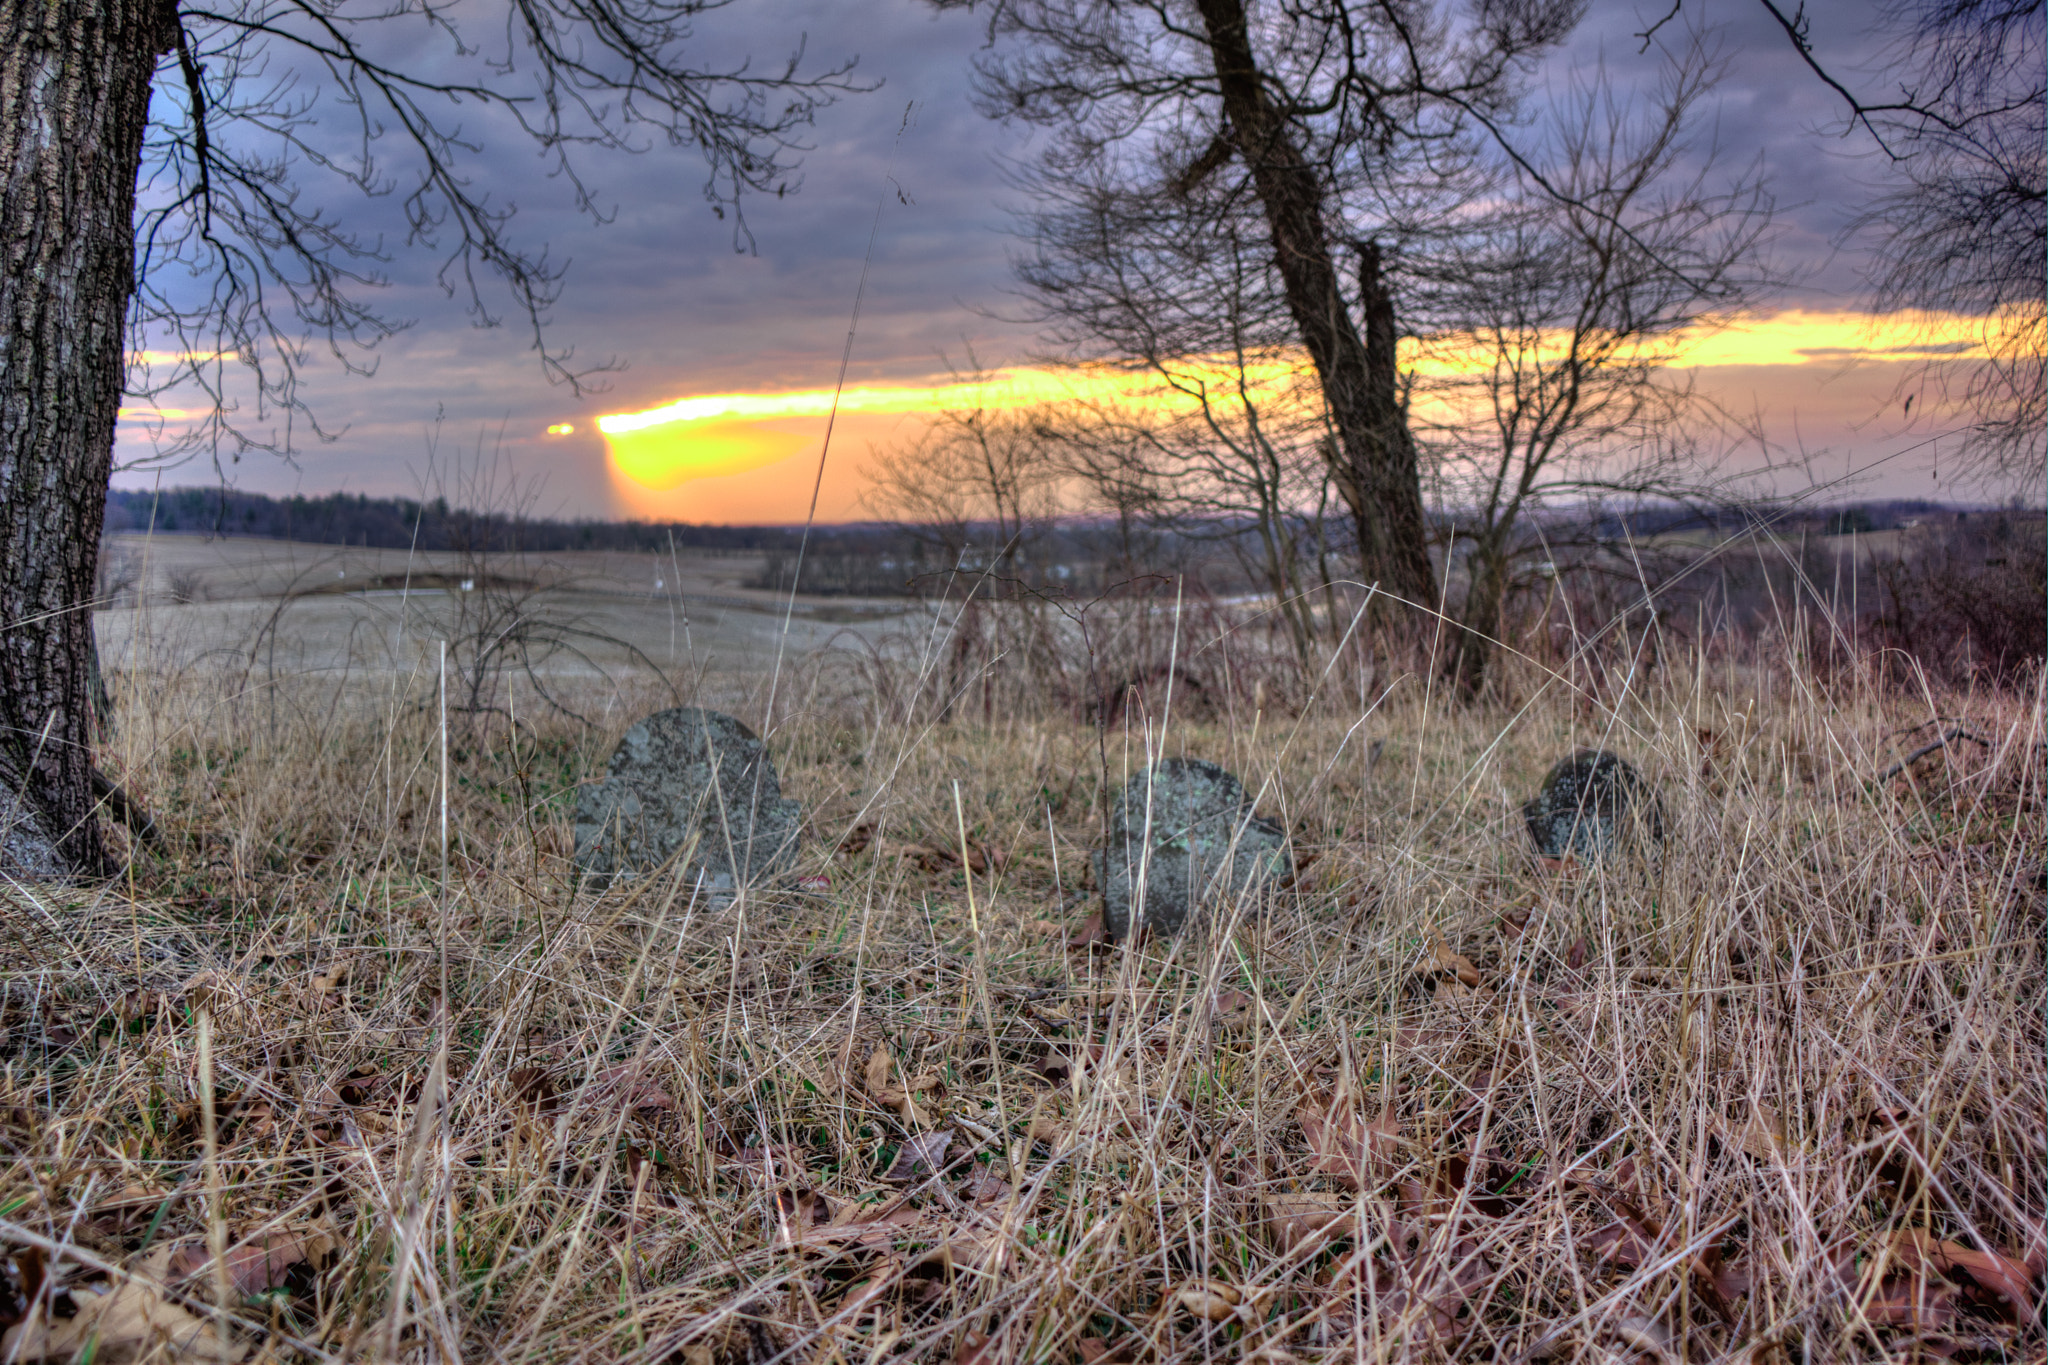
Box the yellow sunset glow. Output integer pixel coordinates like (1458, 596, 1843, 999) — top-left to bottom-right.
(595, 309, 1995, 511)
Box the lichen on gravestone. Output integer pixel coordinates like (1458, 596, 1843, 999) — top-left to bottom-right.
(1521, 749, 1664, 864)
(1094, 757, 1288, 940)
(573, 707, 801, 892)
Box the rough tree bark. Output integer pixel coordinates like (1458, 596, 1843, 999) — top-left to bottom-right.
(0, 0, 168, 874)
(1450, 537, 1510, 699)
(1193, 0, 1437, 609)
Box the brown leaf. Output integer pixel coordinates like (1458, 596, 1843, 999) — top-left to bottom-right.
(866, 1045, 895, 1097)
(886, 1130, 953, 1182)
(1429, 937, 1482, 989)
(1264, 1193, 1359, 1256)
(964, 1168, 1011, 1204)
(891, 843, 960, 874)
(3, 1246, 248, 1362)
(1076, 1337, 1129, 1365)
(1583, 1204, 1661, 1269)
(771, 1185, 833, 1242)
(1889, 1228, 2041, 1320)
(966, 840, 1007, 875)
(1026, 1111, 1067, 1146)
(1565, 937, 1590, 970)
(1608, 1315, 1677, 1365)
(1210, 989, 1254, 1030)
(954, 1331, 1001, 1365)
(1172, 1279, 1241, 1322)
(593, 1062, 675, 1111)
(1297, 1093, 1402, 1190)
(1068, 912, 1111, 950)
(168, 1224, 337, 1297)
(837, 823, 876, 856)
(1376, 1235, 1493, 1344)
(1729, 1104, 1792, 1162)
(1859, 1272, 1961, 1330)
(508, 1065, 556, 1112)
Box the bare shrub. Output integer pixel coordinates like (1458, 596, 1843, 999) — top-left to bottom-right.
(1824, 512, 2046, 689)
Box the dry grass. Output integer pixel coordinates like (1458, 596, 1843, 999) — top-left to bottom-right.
(2, 603, 2042, 1365)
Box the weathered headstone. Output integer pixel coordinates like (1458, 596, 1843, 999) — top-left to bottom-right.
(1095, 758, 1288, 940)
(1521, 750, 1663, 864)
(574, 708, 801, 891)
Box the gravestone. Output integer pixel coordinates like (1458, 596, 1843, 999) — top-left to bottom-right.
(1521, 750, 1664, 864)
(574, 707, 801, 891)
(1095, 757, 1289, 940)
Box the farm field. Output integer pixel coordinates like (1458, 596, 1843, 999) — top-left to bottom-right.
(4, 576, 2043, 1365)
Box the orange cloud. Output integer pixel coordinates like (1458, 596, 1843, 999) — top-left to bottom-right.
(594, 309, 2000, 520)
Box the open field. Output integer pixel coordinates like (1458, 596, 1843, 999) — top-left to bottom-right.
(4, 579, 2043, 1364)
(94, 534, 912, 687)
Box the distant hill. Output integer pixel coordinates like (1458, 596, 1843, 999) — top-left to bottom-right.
(104, 487, 808, 554)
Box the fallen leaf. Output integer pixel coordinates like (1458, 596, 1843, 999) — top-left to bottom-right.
(866, 1046, 895, 1096)
(891, 843, 960, 874)
(1026, 1111, 1067, 1145)
(167, 1224, 337, 1297)
(1729, 1104, 1792, 1162)
(886, 1130, 953, 1182)
(770, 1185, 833, 1242)
(966, 840, 1007, 875)
(2, 1246, 248, 1362)
(1712, 1257, 1756, 1301)
(954, 1330, 1000, 1365)
(1888, 1228, 2040, 1320)
(837, 823, 876, 855)
(1609, 1315, 1677, 1365)
(1264, 1193, 1359, 1256)
(1429, 938, 1482, 990)
(1565, 937, 1590, 970)
(508, 1066, 556, 1112)
(1210, 989, 1254, 1030)
(1173, 1279, 1241, 1322)
(1858, 1272, 1960, 1330)
(1297, 1093, 1403, 1190)
(593, 1062, 675, 1111)
(1076, 1337, 1129, 1365)
(964, 1168, 1010, 1204)
(1069, 913, 1111, 950)
(1025, 918, 1065, 937)
(1374, 1234, 1494, 1344)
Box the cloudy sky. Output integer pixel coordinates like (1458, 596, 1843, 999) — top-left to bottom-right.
(116, 0, 1996, 523)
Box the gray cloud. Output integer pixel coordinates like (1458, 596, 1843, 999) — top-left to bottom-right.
(116, 0, 1950, 515)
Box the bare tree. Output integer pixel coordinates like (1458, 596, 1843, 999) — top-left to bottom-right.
(1729, 0, 2044, 480)
(934, 0, 1590, 612)
(0, 0, 861, 872)
(1854, 0, 2044, 478)
(1408, 42, 1776, 697)
(862, 383, 1069, 593)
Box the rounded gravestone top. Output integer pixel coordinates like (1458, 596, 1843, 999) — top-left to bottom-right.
(1095, 757, 1288, 940)
(573, 706, 802, 891)
(1521, 749, 1663, 863)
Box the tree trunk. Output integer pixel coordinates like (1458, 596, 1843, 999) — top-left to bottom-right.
(0, 0, 166, 874)
(1193, 0, 1437, 609)
(1451, 537, 1510, 699)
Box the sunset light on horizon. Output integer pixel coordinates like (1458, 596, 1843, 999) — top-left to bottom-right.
(592, 307, 2003, 520)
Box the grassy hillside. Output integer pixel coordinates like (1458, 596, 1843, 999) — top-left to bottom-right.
(3, 612, 2041, 1363)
